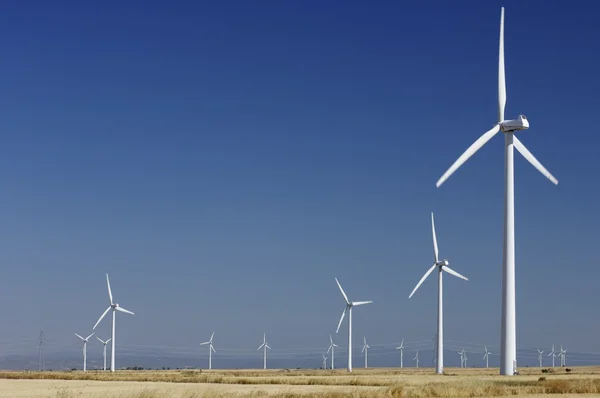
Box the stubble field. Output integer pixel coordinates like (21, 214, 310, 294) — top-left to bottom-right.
(0, 366, 599, 397)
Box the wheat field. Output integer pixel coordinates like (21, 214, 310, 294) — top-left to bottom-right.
(1, 366, 600, 397)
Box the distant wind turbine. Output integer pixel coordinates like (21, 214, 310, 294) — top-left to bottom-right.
(464, 350, 468, 368)
(559, 346, 567, 367)
(96, 336, 112, 371)
(200, 332, 216, 370)
(361, 337, 370, 368)
(414, 350, 419, 368)
(257, 333, 271, 369)
(396, 339, 404, 368)
(435, 6, 558, 376)
(409, 212, 468, 374)
(74, 332, 94, 372)
(322, 355, 328, 369)
(548, 345, 556, 367)
(93, 274, 135, 372)
(484, 346, 491, 368)
(537, 349, 544, 367)
(327, 334, 338, 370)
(458, 349, 465, 368)
(334, 277, 372, 373)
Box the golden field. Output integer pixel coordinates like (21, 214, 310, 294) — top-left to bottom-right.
(1, 366, 600, 397)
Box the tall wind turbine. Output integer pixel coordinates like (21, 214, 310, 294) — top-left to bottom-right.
(327, 334, 338, 370)
(257, 333, 271, 369)
(463, 350, 468, 368)
(484, 346, 491, 368)
(200, 332, 216, 370)
(414, 350, 419, 368)
(396, 339, 404, 368)
(435, 7, 558, 376)
(361, 337, 370, 368)
(537, 349, 544, 367)
(458, 349, 465, 368)
(75, 332, 94, 372)
(559, 346, 567, 367)
(409, 212, 469, 374)
(549, 345, 556, 367)
(322, 355, 328, 369)
(334, 277, 372, 373)
(96, 336, 112, 371)
(93, 274, 135, 372)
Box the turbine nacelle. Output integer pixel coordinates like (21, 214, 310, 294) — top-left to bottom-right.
(501, 114, 529, 133)
(436, 259, 449, 267)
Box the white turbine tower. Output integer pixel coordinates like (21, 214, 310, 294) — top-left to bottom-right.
(559, 346, 567, 367)
(74, 332, 94, 372)
(484, 346, 491, 368)
(96, 336, 112, 371)
(435, 7, 558, 376)
(396, 339, 404, 368)
(200, 332, 216, 370)
(458, 349, 465, 368)
(334, 277, 372, 373)
(327, 334, 338, 370)
(93, 274, 135, 372)
(464, 350, 468, 368)
(414, 350, 419, 368)
(409, 212, 469, 374)
(322, 355, 328, 369)
(549, 345, 556, 367)
(361, 337, 370, 368)
(257, 333, 271, 370)
(537, 349, 544, 367)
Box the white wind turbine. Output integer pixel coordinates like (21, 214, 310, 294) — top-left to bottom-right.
(484, 346, 491, 368)
(96, 336, 112, 371)
(200, 332, 216, 370)
(396, 339, 404, 368)
(463, 350, 468, 368)
(409, 212, 469, 374)
(74, 332, 94, 372)
(93, 274, 135, 372)
(435, 7, 558, 376)
(458, 349, 465, 368)
(322, 355, 328, 369)
(334, 277, 372, 373)
(549, 345, 556, 367)
(559, 346, 567, 367)
(537, 349, 544, 367)
(361, 337, 370, 368)
(414, 350, 419, 368)
(257, 333, 271, 370)
(327, 334, 338, 370)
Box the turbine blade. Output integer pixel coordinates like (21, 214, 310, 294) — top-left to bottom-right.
(409, 264, 437, 298)
(327, 345, 332, 354)
(93, 306, 112, 330)
(431, 212, 439, 263)
(200, 342, 209, 345)
(336, 307, 347, 334)
(330, 334, 333, 345)
(116, 307, 135, 315)
(513, 136, 558, 185)
(85, 332, 95, 341)
(257, 343, 265, 350)
(106, 274, 113, 305)
(211, 346, 216, 353)
(266, 344, 271, 350)
(210, 331, 215, 342)
(498, 7, 506, 122)
(74, 333, 84, 340)
(106, 338, 111, 343)
(361, 346, 366, 353)
(436, 125, 501, 187)
(441, 265, 468, 281)
(96, 336, 104, 344)
(335, 278, 350, 305)
(352, 301, 372, 306)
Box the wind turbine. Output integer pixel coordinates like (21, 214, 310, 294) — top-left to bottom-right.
(96, 336, 112, 371)
(322, 355, 328, 369)
(548, 345, 556, 367)
(327, 334, 338, 370)
(414, 350, 419, 368)
(537, 349, 544, 367)
(458, 349, 465, 368)
(334, 277, 372, 373)
(435, 7, 558, 376)
(409, 212, 469, 374)
(361, 337, 370, 368)
(74, 332, 94, 372)
(484, 346, 491, 368)
(396, 339, 404, 368)
(200, 332, 216, 370)
(559, 346, 567, 367)
(464, 350, 468, 368)
(257, 333, 271, 369)
(93, 274, 135, 372)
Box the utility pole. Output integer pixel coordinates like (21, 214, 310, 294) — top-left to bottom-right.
(38, 329, 45, 371)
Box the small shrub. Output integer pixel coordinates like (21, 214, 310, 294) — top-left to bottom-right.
(538, 376, 547, 382)
(566, 367, 572, 373)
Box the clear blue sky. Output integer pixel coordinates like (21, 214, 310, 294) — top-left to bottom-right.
(0, 0, 598, 369)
